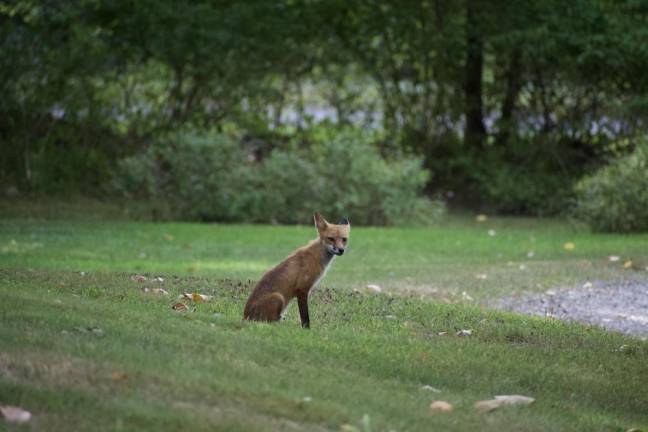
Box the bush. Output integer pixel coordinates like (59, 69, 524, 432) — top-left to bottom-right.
(572, 142, 648, 233)
(112, 128, 445, 225)
(471, 138, 581, 216)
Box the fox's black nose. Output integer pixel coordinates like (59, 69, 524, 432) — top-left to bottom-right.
(338, 248, 345, 255)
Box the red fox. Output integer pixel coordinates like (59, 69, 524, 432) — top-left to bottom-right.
(243, 213, 350, 328)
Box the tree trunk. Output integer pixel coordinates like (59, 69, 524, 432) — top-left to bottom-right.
(464, 0, 486, 150)
(496, 47, 522, 148)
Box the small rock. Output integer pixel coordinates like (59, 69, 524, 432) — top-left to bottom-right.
(0, 405, 31, 423)
(366, 284, 382, 293)
(430, 400, 453, 413)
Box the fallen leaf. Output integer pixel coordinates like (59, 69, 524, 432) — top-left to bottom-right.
(456, 329, 472, 337)
(623, 260, 633, 269)
(366, 284, 382, 293)
(153, 276, 164, 283)
(422, 385, 441, 393)
(172, 302, 188, 311)
(430, 400, 454, 413)
(0, 405, 32, 424)
(474, 395, 535, 412)
(563, 242, 575, 251)
(608, 255, 621, 262)
(111, 371, 128, 381)
(437, 331, 448, 336)
(475, 273, 487, 280)
(131, 275, 147, 282)
(476, 214, 488, 222)
(178, 293, 213, 302)
(143, 287, 168, 295)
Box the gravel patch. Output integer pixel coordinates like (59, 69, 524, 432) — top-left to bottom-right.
(492, 279, 648, 338)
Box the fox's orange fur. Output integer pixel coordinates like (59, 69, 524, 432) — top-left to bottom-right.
(243, 213, 350, 328)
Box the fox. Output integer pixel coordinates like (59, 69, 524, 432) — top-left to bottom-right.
(243, 212, 350, 328)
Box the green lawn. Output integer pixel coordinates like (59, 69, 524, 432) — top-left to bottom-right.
(1, 208, 648, 431)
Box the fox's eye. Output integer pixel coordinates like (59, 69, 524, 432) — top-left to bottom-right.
(327, 237, 335, 242)
(342, 237, 347, 243)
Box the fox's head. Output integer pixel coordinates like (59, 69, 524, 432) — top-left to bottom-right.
(314, 212, 350, 256)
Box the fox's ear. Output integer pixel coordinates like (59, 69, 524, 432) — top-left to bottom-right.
(338, 218, 350, 226)
(313, 212, 328, 231)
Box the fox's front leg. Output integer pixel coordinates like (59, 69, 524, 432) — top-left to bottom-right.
(297, 292, 310, 329)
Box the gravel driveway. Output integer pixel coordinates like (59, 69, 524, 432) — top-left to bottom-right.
(492, 279, 648, 339)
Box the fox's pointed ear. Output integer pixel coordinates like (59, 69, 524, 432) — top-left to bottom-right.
(338, 218, 350, 226)
(313, 212, 328, 231)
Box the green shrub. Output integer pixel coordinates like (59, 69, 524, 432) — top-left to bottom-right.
(472, 138, 580, 216)
(112, 128, 445, 225)
(572, 142, 648, 233)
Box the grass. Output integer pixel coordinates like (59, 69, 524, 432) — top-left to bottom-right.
(1, 201, 648, 431)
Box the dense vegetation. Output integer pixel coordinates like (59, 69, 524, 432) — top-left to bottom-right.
(2, 1, 648, 225)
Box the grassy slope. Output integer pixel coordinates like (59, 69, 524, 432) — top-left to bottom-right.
(1, 211, 648, 431)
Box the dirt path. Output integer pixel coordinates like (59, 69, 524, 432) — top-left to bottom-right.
(492, 279, 648, 339)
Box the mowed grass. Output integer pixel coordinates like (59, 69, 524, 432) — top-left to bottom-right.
(1, 214, 648, 300)
(1, 206, 648, 431)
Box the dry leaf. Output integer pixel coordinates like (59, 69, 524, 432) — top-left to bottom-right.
(608, 255, 621, 262)
(474, 395, 535, 412)
(179, 293, 213, 302)
(143, 288, 168, 295)
(430, 400, 454, 413)
(131, 275, 147, 282)
(623, 260, 633, 269)
(172, 302, 188, 311)
(0, 405, 32, 424)
(475, 273, 488, 280)
(563, 242, 575, 251)
(456, 329, 472, 337)
(366, 284, 382, 293)
(437, 331, 448, 336)
(422, 385, 442, 393)
(111, 371, 128, 381)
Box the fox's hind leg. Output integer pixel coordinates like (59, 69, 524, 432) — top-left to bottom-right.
(245, 293, 285, 322)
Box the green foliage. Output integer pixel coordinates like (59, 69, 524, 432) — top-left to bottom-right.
(573, 142, 648, 233)
(113, 128, 444, 225)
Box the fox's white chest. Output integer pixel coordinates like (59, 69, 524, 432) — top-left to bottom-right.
(313, 256, 335, 288)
